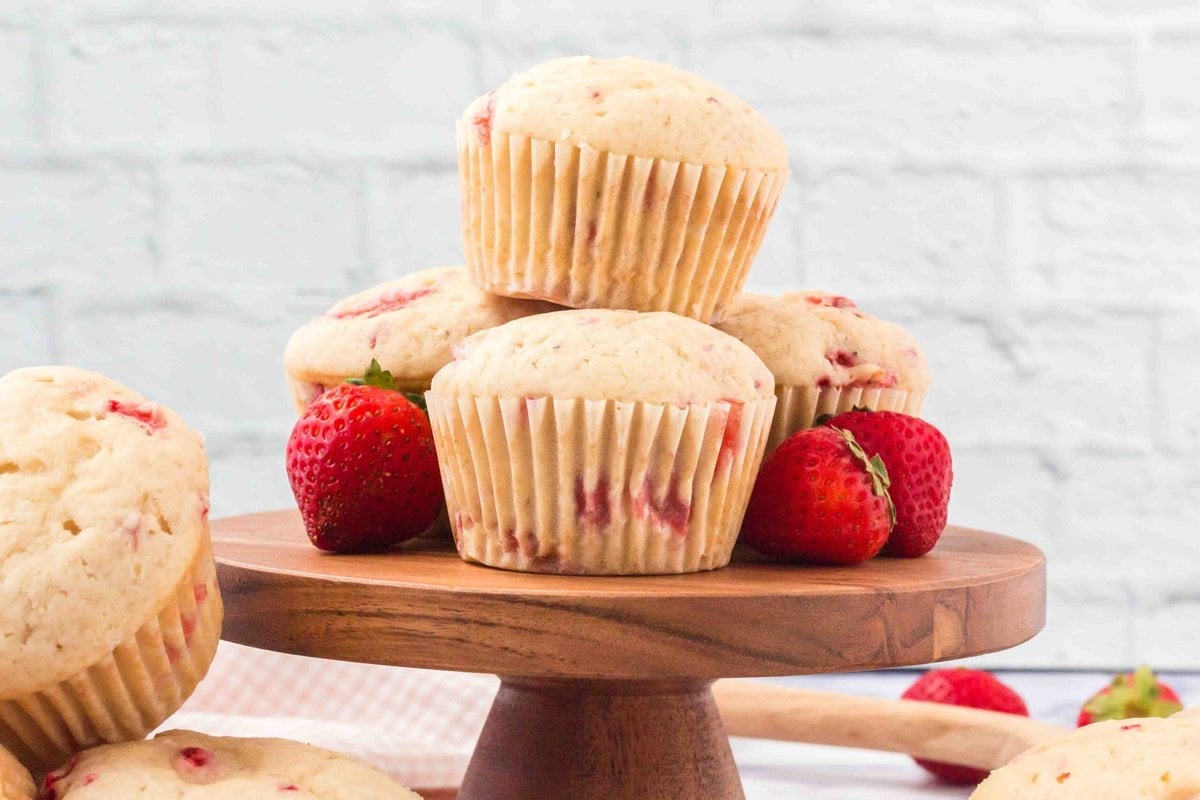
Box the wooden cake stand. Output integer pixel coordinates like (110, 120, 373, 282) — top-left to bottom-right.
(212, 510, 1045, 800)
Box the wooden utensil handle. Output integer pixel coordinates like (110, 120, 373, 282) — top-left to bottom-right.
(713, 679, 1066, 771)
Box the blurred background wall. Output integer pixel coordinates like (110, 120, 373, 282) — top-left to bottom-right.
(2, 0, 1198, 668)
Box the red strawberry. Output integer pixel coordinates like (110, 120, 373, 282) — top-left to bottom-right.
(901, 668, 1029, 784)
(1076, 665, 1183, 726)
(740, 426, 894, 565)
(823, 409, 952, 557)
(286, 360, 443, 552)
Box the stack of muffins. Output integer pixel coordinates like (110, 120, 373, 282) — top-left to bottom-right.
(1, 54, 934, 798)
(286, 56, 931, 577)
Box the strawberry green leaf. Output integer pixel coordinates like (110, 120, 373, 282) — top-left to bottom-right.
(347, 359, 400, 391)
(1082, 665, 1182, 722)
(344, 360, 429, 414)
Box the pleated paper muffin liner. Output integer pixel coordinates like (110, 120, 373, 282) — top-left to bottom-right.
(766, 385, 926, 454)
(0, 536, 223, 773)
(426, 393, 775, 575)
(0, 745, 33, 800)
(458, 126, 788, 323)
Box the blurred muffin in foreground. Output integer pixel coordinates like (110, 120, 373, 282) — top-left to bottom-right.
(39, 730, 422, 799)
(0, 366, 221, 771)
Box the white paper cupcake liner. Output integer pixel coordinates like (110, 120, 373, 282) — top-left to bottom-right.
(458, 126, 788, 323)
(766, 385, 926, 454)
(0, 537, 223, 772)
(426, 393, 775, 575)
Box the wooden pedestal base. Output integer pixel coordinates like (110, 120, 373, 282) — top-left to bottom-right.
(459, 678, 743, 800)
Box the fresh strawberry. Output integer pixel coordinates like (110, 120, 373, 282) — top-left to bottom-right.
(1076, 665, 1183, 726)
(901, 668, 1029, 784)
(286, 360, 443, 552)
(823, 409, 952, 557)
(740, 426, 894, 565)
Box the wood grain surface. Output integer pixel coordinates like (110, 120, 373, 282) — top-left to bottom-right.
(713, 681, 1067, 770)
(212, 510, 1046, 679)
(458, 678, 743, 800)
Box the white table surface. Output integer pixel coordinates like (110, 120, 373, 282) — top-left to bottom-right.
(735, 670, 1200, 799)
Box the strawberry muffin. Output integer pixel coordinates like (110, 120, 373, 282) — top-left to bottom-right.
(38, 729, 423, 799)
(459, 56, 789, 323)
(0, 745, 33, 800)
(283, 266, 558, 412)
(426, 309, 776, 575)
(716, 291, 930, 453)
(0, 367, 222, 771)
(970, 715, 1200, 798)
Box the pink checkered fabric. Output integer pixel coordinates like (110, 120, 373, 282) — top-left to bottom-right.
(162, 642, 497, 790)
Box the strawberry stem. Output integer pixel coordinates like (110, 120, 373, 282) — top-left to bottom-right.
(347, 359, 400, 391)
(831, 426, 897, 526)
(344, 359, 429, 413)
(1082, 665, 1182, 722)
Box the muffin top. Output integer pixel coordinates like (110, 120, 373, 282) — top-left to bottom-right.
(284, 266, 559, 393)
(0, 366, 210, 697)
(971, 715, 1200, 799)
(715, 292, 931, 391)
(40, 730, 422, 800)
(431, 308, 775, 405)
(0, 743, 34, 800)
(463, 56, 788, 171)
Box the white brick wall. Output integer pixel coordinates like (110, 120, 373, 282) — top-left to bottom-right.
(162, 161, 366, 286)
(0, 28, 35, 145)
(2, 0, 1199, 669)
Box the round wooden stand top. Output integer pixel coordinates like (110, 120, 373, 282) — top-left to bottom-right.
(212, 510, 1045, 680)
